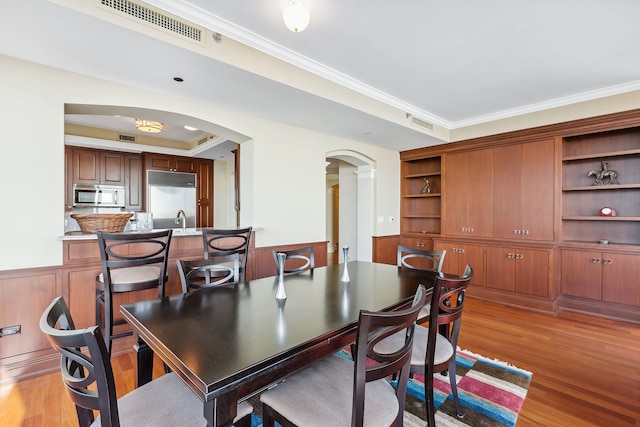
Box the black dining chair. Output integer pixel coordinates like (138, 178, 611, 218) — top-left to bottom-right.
(95, 229, 172, 354)
(202, 227, 252, 282)
(398, 245, 446, 322)
(177, 253, 240, 293)
(375, 265, 473, 426)
(260, 284, 427, 427)
(40, 296, 253, 427)
(271, 246, 315, 274)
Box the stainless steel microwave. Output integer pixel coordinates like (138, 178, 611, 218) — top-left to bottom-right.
(72, 184, 126, 208)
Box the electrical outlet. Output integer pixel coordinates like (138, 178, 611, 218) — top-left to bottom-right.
(0, 325, 21, 337)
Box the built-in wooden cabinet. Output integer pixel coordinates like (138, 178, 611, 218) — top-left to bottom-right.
(486, 246, 550, 297)
(443, 150, 493, 237)
(124, 154, 143, 211)
(145, 153, 197, 173)
(399, 109, 640, 323)
(561, 128, 640, 246)
(400, 156, 441, 236)
(433, 240, 485, 287)
(561, 249, 640, 306)
(493, 139, 555, 241)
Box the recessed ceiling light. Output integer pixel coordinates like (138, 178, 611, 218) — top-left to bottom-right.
(184, 125, 198, 131)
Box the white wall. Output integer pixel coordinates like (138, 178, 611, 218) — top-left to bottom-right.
(0, 55, 402, 270)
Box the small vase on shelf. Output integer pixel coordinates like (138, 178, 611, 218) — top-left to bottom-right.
(275, 252, 287, 301)
(341, 246, 350, 284)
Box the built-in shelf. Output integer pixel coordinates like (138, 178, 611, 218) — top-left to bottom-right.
(562, 148, 640, 162)
(562, 216, 640, 221)
(401, 156, 441, 235)
(563, 184, 640, 191)
(404, 193, 441, 198)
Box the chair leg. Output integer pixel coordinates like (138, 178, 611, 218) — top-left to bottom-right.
(234, 413, 251, 427)
(425, 367, 436, 427)
(449, 358, 464, 418)
(261, 402, 276, 427)
(104, 290, 114, 354)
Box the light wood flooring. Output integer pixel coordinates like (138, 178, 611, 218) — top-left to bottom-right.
(1, 297, 639, 426)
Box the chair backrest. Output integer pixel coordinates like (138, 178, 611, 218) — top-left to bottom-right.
(352, 284, 427, 426)
(96, 229, 173, 296)
(397, 245, 445, 273)
(271, 246, 315, 274)
(426, 265, 473, 365)
(40, 296, 119, 427)
(177, 254, 240, 293)
(202, 227, 252, 281)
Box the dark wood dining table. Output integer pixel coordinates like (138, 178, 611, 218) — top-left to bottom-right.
(120, 261, 434, 427)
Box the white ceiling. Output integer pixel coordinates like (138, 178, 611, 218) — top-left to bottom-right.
(2, 0, 640, 155)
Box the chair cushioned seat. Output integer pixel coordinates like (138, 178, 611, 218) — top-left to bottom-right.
(374, 324, 454, 366)
(91, 372, 252, 427)
(260, 354, 398, 427)
(98, 265, 161, 286)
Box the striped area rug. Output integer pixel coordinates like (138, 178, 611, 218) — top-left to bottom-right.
(249, 348, 532, 427)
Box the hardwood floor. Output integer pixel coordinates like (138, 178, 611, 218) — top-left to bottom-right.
(1, 297, 638, 426)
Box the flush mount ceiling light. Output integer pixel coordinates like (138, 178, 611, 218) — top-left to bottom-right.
(283, 0, 310, 32)
(183, 125, 198, 131)
(135, 119, 163, 133)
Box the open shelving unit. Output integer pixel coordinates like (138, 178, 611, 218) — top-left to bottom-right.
(400, 156, 441, 236)
(562, 128, 640, 246)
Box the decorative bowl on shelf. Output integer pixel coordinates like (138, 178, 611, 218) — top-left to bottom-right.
(70, 213, 133, 233)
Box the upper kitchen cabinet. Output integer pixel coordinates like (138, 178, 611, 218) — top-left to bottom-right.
(400, 155, 441, 236)
(69, 147, 125, 185)
(443, 150, 493, 237)
(561, 127, 640, 246)
(145, 153, 197, 173)
(492, 139, 555, 241)
(124, 154, 143, 212)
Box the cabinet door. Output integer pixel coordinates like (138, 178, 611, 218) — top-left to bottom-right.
(146, 154, 174, 171)
(434, 241, 460, 276)
(65, 146, 73, 210)
(486, 246, 516, 292)
(100, 152, 125, 185)
(124, 154, 143, 211)
(466, 150, 494, 237)
(515, 248, 549, 297)
(561, 250, 602, 300)
(72, 148, 100, 183)
(520, 139, 554, 241)
(175, 157, 197, 173)
(444, 152, 468, 236)
(459, 243, 485, 287)
(493, 145, 522, 239)
(197, 159, 214, 227)
(602, 253, 640, 306)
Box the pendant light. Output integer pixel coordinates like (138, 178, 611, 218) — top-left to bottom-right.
(283, 0, 310, 32)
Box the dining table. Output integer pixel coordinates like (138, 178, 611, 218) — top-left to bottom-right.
(120, 261, 435, 427)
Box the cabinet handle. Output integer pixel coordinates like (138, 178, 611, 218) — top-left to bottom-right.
(458, 248, 465, 254)
(507, 253, 514, 259)
(603, 258, 612, 265)
(513, 230, 521, 235)
(452, 248, 458, 253)
(522, 230, 529, 235)
(592, 258, 601, 264)
(515, 253, 523, 259)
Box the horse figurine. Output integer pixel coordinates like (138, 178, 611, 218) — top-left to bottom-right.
(587, 161, 618, 185)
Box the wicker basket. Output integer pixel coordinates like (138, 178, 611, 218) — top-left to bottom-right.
(71, 213, 133, 233)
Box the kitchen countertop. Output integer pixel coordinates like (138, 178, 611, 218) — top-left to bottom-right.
(59, 228, 203, 240)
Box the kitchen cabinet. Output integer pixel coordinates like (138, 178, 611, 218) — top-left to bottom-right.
(486, 246, 550, 297)
(492, 139, 555, 241)
(434, 240, 485, 287)
(145, 153, 197, 173)
(443, 150, 493, 237)
(196, 158, 214, 227)
(561, 249, 640, 306)
(70, 147, 125, 185)
(124, 154, 143, 211)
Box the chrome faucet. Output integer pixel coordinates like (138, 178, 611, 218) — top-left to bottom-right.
(175, 210, 187, 232)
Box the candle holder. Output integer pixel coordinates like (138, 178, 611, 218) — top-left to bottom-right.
(275, 252, 287, 301)
(341, 246, 350, 283)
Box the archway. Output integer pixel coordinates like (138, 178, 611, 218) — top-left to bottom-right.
(326, 150, 376, 262)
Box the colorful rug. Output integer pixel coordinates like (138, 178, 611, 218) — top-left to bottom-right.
(249, 348, 532, 426)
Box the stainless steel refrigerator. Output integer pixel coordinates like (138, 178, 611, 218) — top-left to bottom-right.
(147, 170, 197, 229)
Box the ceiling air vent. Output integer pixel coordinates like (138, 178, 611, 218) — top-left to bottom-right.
(410, 116, 434, 131)
(100, 0, 202, 42)
(119, 134, 136, 142)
